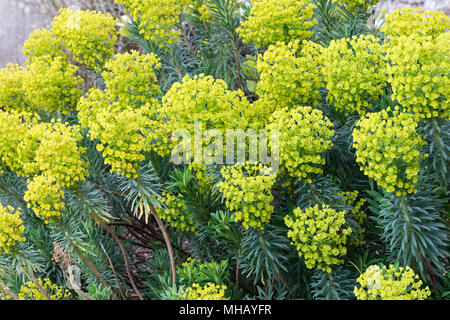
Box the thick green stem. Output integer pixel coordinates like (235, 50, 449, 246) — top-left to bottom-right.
(0, 280, 19, 300)
(95, 217, 144, 300)
(99, 242, 126, 300)
(327, 272, 337, 300)
(24, 270, 51, 300)
(400, 196, 409, 217)
(55, 220, 117, 298)
(72, 245, 118, 299)
(431, 118, 448, 190)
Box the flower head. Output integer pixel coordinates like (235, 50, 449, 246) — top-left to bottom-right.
(256, 40, 323, 114)
(352, 108, 427, 195)
(267, 106, 334, 182)
(18, 278, 69, 300)
(218, 162, 276, 230)
(321, 35, 387, 115)
(237, 0, 317, 48)
(185, 282, 228, 300)
(381, 7, 450, 39)
(0, 205, 26, 254)
(116, 0, 197, 45)
(387, 33, 449, 119)
(285, 204, 352, 273)
(156, 191, 196, 232)
(51, 8, 118, 71)
(355, 264, 431, 300)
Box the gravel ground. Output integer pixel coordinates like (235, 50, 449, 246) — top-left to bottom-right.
(0, 0, 449, 68)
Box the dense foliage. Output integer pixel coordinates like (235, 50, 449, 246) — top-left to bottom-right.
(0, 0, 448, 300)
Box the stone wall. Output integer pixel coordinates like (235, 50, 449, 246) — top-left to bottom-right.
(0, 0, 51, 67)
(378, 0, 450, 14)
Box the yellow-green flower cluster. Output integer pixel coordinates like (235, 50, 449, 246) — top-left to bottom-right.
(387, 33, 449, 119)
(9, 120, 88, 223)
(33, 122, 88, 188)
(185, 282, 228, 300)
(91, 102, 154, 179)
(321, 35, 387, 115)
(354, 265, 431, 300)
(197, 2, 213, 23)
(15, 121, 50, 177)
(243, 98, 276, 131)
(180, 257, 200, 269)
(102, 50, 161, 106)
(334, 0, 379, 10)
(0, 111, 35, 174)
(77, 51, 162, 178)
(3, 9, 119, 113)
(18, 278, 69, 300)
(162, 74, 247, 130)
(24, 174, 66, 224)
(285, 205, 352, 273)
(116, 0, 196, 45)
(191, 164, 215, 192)
(267, 107, 334, 183)
(337, 191, 366, 246)
(256, 40, 323, 113)
(381, 7, 450, 39)
(22, 56, 83, 114)
(161, 74, 248, 158)
(14, 120, 88, 186)
(0, 64, 29, 112)
(237, 0, 317, 48)
(156, 191, 196, 232)
(3, 117, 82, 181)
(0, 205, 25, 254)
(218, 163, 276, 230)
(22, 28, 64, 63)
(51, 8, 118, 71)
(78, 92, 155, 178)
(1, 22, 86, 115)
(352, 108, 427, 196)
